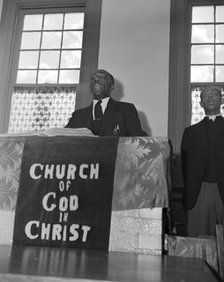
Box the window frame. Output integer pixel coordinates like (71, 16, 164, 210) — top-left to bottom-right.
(0, 0, 102, 133)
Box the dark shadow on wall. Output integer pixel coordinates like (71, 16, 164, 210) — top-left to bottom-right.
(138, 111, 152, 136)
(112, 79, 151, 136)
(111, 79, 124, 101)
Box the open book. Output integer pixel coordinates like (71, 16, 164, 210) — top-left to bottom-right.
(42, 127, 96, 137)
(0, 128, 96, 137)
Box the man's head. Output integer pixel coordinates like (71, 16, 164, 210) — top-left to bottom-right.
(200, 86, 222, 116)
(90, 69, 114, 100)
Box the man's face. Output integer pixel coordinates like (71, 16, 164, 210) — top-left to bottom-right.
(200, 87, 222, 114)
(90, 71, 114, 99)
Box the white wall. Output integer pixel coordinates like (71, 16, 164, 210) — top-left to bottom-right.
(99, 0, 170, 136)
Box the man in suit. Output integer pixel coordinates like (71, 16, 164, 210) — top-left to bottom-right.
(66, 69, 147, 136)
(181, 86, 224, 236)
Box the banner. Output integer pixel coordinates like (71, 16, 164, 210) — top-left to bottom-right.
(13, 136, 118, 250)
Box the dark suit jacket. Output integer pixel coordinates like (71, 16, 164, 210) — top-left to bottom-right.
(181, 116, 224, 210)
(65, 98, 147, 136)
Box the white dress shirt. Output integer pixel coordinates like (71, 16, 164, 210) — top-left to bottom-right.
(92, 97, 110, 120)
(206, 114, 221, 121)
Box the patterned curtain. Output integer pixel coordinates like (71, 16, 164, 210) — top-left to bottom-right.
(191, 85, 224, 125)
(8, 86, 76, 133)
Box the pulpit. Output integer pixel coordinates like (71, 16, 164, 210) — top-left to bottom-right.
(0, 134, 171, 254)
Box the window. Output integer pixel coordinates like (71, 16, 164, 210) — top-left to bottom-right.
(17, 12, 84, 84)
(191, 5, 224, 124)
(0, 0, 102, 133)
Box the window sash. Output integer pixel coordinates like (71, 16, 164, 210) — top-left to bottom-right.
(8, 86, 77, 133)
(15, 8, 85, 85)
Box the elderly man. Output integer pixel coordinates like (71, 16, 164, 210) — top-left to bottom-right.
(181, 86, 224, 236)
(66, 69, 147, 136)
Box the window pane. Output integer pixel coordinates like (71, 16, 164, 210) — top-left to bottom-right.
(216, 45, 224, 63)
(216, 6, 224, 22)
(41, 32, 62, 49)
(191, 25, 214, 43)
(39, 51, 60, 68)
(20, 32, 41, 49)
(62, 31, 83, 48)
(191, 87, 205, 125)
(61, 50, 82, 68)
(64, 13, 84, 29)
(191, 66, 214, 82)
(216, 25, 224, 43)
(192, 6, 214, 23)
(43, 14, 63, 30)
(191, 45, 214, 64)
(216, 66, 224, 82)
(23, 15, 43, 31)
(8, 88, 76, 133)
(59, 70, 80, 83)
(38, 70, 58, 83)
(17, 70, 37, 83)
(18, 51, 39, 69)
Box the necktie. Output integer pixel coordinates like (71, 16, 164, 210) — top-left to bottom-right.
(95, 100, 103, 120)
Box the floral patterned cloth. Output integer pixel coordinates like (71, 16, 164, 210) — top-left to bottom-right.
(113, 137, 171, 210)
(0, 136, 171, 212)
(0, 138, 25, 210)
(166, 235, 218, 272)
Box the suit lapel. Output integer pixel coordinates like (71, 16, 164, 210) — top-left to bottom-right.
(100, 98, 117, 134)
(85, 104, 93, 128)
(194, 119, 208, 145)
(213, 117, 224, 145)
